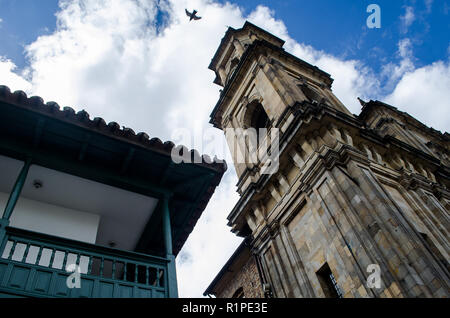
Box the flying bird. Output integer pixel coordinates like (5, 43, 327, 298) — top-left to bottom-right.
(185, 9, 201, 21)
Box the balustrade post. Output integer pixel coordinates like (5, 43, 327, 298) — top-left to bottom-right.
(162, 195, 178, 298)
(0, 219, 9, 254)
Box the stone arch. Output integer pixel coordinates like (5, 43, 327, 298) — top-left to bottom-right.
(242, 94, 268, 129)
(239, 97, 270, 155)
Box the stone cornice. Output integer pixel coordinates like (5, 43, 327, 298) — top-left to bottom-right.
(227, 105, 450, 235)
(359, 100, 449, 141)
(210, 40, 333, 129)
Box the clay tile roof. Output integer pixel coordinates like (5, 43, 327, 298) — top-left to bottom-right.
(0, 84, 227, 173)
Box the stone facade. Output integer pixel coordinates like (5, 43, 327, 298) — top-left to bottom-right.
(207, 22, 450, 298)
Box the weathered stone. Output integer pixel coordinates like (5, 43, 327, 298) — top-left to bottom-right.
(206, 22, 450, 299)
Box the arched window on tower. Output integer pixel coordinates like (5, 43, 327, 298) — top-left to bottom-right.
(242, 101, 271, 154)
(250, 103, 270, 135)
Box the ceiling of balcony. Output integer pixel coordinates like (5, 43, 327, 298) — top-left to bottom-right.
(0, 154, 158, 252)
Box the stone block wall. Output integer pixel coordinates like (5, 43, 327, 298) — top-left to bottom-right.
(215, 254, 264, 298)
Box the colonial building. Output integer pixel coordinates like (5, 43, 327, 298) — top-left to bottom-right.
(0, 85, 226, 298)
(205, 22, 450, 298)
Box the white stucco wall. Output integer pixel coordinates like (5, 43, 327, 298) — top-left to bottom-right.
(0, 191, 100, 244)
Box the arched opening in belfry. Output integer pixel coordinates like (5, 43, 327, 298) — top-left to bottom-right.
(250, 103, 270, 132)
(241, 100, 271, 156)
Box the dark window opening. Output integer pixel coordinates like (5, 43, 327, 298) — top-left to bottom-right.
(316, 263, 343, 298)
(232, 287, 245, 298)
(250, 103, 270, 140)
(243, 101, 271, 153)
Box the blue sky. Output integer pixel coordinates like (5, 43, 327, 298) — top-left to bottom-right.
(234, 0, 449, 67)
(0, 0, 59, 68)
(0, 0, 449, 297)
(1, 0, 449, 81)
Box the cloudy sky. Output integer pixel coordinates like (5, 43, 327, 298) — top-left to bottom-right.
(0, 0, 449, 297)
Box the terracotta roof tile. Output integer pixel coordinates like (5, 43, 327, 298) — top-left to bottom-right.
(0, 84, 227, 173)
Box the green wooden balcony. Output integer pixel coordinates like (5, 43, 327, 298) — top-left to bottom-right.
(0, 226, 170, 298)
(0, 89, 227, 298)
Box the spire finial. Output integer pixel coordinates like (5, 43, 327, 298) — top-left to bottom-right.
(357, 97, 367, 107)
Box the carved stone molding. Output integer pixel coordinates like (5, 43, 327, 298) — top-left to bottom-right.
(268, 220, 280, 238)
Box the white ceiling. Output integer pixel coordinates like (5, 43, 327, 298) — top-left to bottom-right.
(0, 154, 159, 251)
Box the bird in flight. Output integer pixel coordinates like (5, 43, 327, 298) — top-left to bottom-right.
(185, 9, 201, 21)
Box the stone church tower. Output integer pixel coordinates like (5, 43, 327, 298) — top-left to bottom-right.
(206, 22, 450, 298)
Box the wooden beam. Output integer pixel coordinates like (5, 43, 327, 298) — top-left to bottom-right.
(162, 196, 173, 256)
(159, 161, 173, 186)
(0, 136, 172, 199)
(120, 147, 135, 174)
(77, 134, 91, 162)
(162, 195, 178, 298)
(33, 118, 45, 149)
(3, 158, 32, 220)
(173, 173, 214, 192)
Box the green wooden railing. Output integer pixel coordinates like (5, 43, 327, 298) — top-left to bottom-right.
(0, 227, 169, 298)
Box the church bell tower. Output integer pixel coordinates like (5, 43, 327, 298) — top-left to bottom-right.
(209, 22, 450, 298)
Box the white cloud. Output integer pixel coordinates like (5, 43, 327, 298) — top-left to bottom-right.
(0, 57, 32, 92)
(385, 60, 450, 133)
(400, 6, 415, 33)
(381, 38, 415, 90)
(0, 0, 449, 298)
